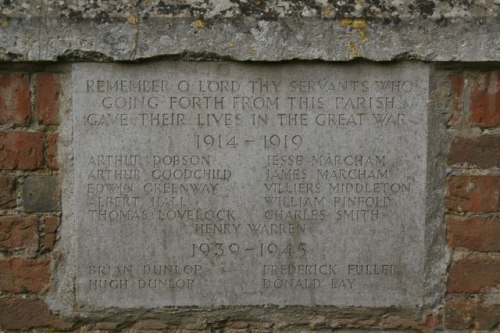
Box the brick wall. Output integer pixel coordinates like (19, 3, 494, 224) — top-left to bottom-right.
(0, 67, 498, 331)
(0, 71, 70, 329)
(444, 71, 500, 331)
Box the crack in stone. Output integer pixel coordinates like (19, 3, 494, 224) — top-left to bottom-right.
(129, 0, 144, 60)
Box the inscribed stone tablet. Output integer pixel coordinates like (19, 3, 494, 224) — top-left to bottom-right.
(72, 62, 429, 308)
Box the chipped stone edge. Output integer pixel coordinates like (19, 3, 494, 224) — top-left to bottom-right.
(0, 17, 500, 62)
(422, 67, 450, 312)
(46, 66, 77, 316)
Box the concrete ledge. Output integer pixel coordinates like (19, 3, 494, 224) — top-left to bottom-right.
(0, 16, 499, 62)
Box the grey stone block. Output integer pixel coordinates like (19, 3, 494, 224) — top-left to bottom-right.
(70, 61, 432, 309)
(23, 176, 60, 212)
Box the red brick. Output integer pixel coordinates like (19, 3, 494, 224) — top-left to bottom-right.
(0, 131, 44, 170)
(425, 313, 441, 330)
(378, 315, 421, 330)
(447, 215, 500, 252)
(35, 73, 59, 125)
(448, 258, 500, 293)
(41, 216, 59, 251)
(448, 72, 464, 127)
(47, 131, 58, 169)
(0, 215, 38, 252)
(0, 298, 72, 330)
(0, 175, 16, 208)
(446, 176, 500, 213)
(469, 72, 500, 127)
(445, 296, 500, 330)
(0, 73, 30, 125)
(0, 258, 50, 293)
(448, 135, 500, 168)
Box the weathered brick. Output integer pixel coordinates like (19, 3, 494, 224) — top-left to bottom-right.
(228, 321, 250, 329)
(377, 315, 421, 330)
(445, 296, 500, 330)
(0, 298, 72, 330)
(22, 176, 60, 212)
(0, 215, 38, 252)
(469, 72, 500, 127)
(424, 313, 441, 331)
(0, 73, 30, 125)
(448, 135, 500, 168)
(448, 258, 500, 293)
(47, 131, 58, 169)
(0, 175, 16, 208)
(447, 215, 500, 252)
(0, 258, 50, 293)
(0, 131, 44, 170)
(41, 215, 59, 250)
(35, 73, 60, 125)
(95, 321, 120, 330)
(180, 320, 209, 330)
(448, 72, 464, 127)
(446, 176, 500, 213)
(132, 319, 169, 330)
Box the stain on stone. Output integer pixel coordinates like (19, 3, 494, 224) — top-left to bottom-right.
(347, 41, 359, 58)
(67, 8, 84, 21)
(435, 16, 449, 26)
(127, 14, 140, 25)
(95, 11, 110, 24)
(194, 18, 205, 29)
(231, 0, 279, 20)
(417, 0, 436, 17)
(156, 0, 206, 17)
(340, 18, 368, 42)
(328, 0, 356, 17)
(56, 50, 113, 62)
(0, 17, 8, 29)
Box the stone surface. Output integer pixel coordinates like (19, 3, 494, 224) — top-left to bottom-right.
(71, 61, 429, 308)
(22, 176, 60, 212)
(0, 1, 499, 62)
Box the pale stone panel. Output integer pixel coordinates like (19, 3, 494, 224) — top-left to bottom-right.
(72, 62, 429, 308)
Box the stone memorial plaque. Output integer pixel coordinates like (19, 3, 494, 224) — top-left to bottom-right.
(72, 62, 429, 308)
